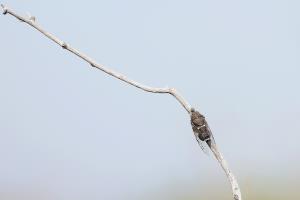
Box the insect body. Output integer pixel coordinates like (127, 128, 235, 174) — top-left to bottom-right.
(190, 108, 215, 151)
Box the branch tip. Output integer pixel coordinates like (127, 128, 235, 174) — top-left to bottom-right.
(1, 4, 7, 14)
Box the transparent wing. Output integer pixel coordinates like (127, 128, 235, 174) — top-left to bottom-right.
(205, 123, 217, 148)
(195, 135, 210, 155)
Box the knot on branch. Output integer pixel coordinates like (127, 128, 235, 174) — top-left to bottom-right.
(1, 4, 8, 14)
(26, 12, 36, 22)
(29, 15, 36, 22)
(234, 194, 239, 200)
(61, 42, 68, 49)
(169, 87, 176, 93)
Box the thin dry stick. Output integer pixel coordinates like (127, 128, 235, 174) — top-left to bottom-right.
(210, 144, 241, 200)
(1, 4, 242, 200)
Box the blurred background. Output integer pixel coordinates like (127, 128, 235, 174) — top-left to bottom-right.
(0, 0, 299, 199)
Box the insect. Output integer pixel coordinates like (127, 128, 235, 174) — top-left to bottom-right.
(190, 108, 216, 153)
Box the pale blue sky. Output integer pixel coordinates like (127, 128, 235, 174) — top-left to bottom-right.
(0, 0, 299, 199)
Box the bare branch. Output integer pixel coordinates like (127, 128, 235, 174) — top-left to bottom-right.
(1, 4, 242, 200)
(0, 4, 191, 113)
(210, 144, 242, 200)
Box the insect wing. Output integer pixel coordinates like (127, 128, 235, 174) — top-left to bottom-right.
(195, 135, 209, 155)
(205, 123, 217, 147)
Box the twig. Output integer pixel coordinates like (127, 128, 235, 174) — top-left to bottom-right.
(210, 144, 242, 200)
(0, 4, 190, 113)
(1, 4, 242, 200)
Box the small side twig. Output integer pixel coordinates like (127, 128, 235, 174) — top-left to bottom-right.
(1, 4, 242, 200)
